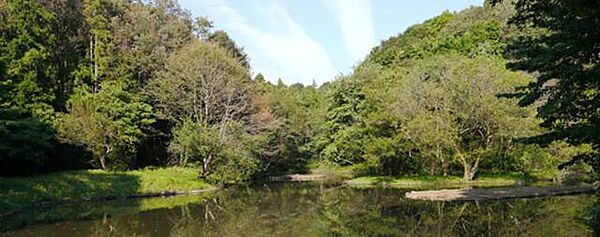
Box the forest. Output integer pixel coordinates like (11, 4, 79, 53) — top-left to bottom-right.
(1, 0, 600, 234)
(0, 0, 598, 186)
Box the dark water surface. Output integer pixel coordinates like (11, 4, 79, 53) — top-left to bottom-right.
(0, 182, 596, 236)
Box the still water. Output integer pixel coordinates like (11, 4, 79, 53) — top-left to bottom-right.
(1, 182, 596, 236)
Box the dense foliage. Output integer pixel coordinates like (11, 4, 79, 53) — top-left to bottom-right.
(313, 2, 594, 181)
(492, 0, 600, 173)
(0, 0, 596, 184)
(0, 0, 324, 182)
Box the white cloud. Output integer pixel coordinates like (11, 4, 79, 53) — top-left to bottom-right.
(327, 0, 376, 63)
(200, 0, 338, 85)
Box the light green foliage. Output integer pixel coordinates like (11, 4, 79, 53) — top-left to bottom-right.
(0, 167, 211, 215)
(252, 77, 327, 175)
(313, 3, 572, 180)
(314, 74, 368, 165)
(169, 119, 259, 184)
(314, 4, 525, 178)
(148, 40, 250, 124)
(392, 55, 536, 180)
(367, 6, 507, 68)
(169, 118, 220, 168)
(149, 40, 265, 182)
(56, 81, 153, 170)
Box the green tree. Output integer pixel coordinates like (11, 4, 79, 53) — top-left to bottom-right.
(114, 0, 194, 84)
(0, 0, 58, 119)
(392, 55, 537, 180)
(0, 109, 55, 175)
(56, 81, 153, 169)
(82, 0, 117, 93)
(493, 0, 600, 173)
(207, 31, 250, 69)
(194, 16, 250, 69)
(148, 40, 264, 180)
(254, 78, 326, 174)
(169, 119, 259, 183)
(314, 75, 368, 165)
(148, 40, 251, 125)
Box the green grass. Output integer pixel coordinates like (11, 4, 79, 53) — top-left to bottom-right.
(308, 163, 356, 180)
(0, 167, 213, 215)
(346, 173, 532, 189)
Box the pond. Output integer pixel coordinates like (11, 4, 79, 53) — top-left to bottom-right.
(1, 182, 596, 236)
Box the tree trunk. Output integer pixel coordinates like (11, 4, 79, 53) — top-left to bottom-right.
(99, 156, 106, 170)
(199, 154, 212, 179)
(93, 35, 99, 93)
(101, 139, 112, 170)
(455, 149, 480, 181)
(442, 157, 448, 177)
(463, 165, 475, 181)
(462, 160, 480, 181)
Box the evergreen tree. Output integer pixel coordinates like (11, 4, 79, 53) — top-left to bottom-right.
(494, 0, 600, 172)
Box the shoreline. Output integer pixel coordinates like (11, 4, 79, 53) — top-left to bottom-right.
(344, 174, 554, 189)
(0, 168, 213, 217)
(1, 168, 592, 218)
(0, 187, 218, 219)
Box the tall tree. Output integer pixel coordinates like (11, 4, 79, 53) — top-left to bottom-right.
(493, 0, 600, 171)
(314, 74, 368, 165)
(194, 16, 250, 69)
(207, 31, 250, 69)
(148, 40, 264, 178)
(114, 0, 194, 85)
(82, 0, 118, 93)
(148, 40, 252, 127)
(0, 0, 58, 118)
(392, 55, 537, 180)
(41, 0, 88, 110)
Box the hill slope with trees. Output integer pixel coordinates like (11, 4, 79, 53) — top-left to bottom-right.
(0, 0, 597, 186)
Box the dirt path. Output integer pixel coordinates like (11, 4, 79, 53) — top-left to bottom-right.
(405, 185, 595, 201)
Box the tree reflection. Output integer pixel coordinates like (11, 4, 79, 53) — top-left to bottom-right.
(316, 189, 593, 237)
(1, 184, 595, 237)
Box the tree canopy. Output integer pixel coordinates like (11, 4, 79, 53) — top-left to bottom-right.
(0, 0, 596, 186)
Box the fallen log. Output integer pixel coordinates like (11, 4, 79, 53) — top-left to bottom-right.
(268, 174, 327, 182)
(405, 185, 595, 201)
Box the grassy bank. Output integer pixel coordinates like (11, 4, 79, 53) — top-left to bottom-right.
(1, 193, 212, 232)
(0, 167, 213, 215)
(308, 163, 355, 180)
(346, 173, 543, 189)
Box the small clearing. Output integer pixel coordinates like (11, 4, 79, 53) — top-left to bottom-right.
(405, 185, 595, 201)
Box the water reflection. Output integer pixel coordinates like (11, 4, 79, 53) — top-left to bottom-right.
(1, 183, 595, 236)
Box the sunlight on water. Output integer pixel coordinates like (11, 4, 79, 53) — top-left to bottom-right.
(1, 183, 596, 237)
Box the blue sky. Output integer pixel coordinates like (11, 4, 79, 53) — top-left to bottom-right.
(178, 0, 484, 85)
